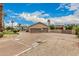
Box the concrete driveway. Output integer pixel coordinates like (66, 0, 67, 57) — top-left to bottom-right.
(0, 32, 79, 56)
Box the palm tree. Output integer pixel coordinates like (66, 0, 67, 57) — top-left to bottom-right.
(18, 23, 21, 31)
(47, 20, 50, 26)
(18, 24, 21, 27)
(3, 13, 7, 30)
(11, 19, 14, 29)
(47, 20, 51, 31)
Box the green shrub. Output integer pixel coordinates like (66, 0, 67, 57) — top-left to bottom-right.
(77, 32, 79, 38)
(75, 26, 79, 35)
(5, 27, 14, 31)
(49, 25, 55, 30)
(0, 32, 4, 38)
(17, 30, 20, 32)
(74, 26, 79, 38)
(13, 29, 19, 34)
(13, 30, 17, 33)
(65, 25, 73, 30)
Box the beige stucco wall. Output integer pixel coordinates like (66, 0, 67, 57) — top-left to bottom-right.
(28, 23, 48, 32)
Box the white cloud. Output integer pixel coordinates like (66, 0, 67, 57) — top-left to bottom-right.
(53, 3, 79, 25)
(5, 5, 79, 26)
(19, 10, 79, 25)
(68, 4, 79, 11)
(5, 21, 18, 27)
(19, 11, 48, 23)
(56, 3, 79, 11)
(56, 4, 67, 10)
(30, 11, 49, 17)
(49, 15, 79, 25)
(6, 9, 18, 16)
(31, 11, 44, 16)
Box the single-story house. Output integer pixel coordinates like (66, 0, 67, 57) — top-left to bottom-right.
(28, 22, 48, 33)
(55, 25, 65, 30)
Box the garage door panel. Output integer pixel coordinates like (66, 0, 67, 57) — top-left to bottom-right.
(30, 28, 48, 33)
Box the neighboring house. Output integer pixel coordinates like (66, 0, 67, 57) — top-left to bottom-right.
(55, 25, 65, 30)
(28, 22, 48, 33)
(0, 4, 3, 32)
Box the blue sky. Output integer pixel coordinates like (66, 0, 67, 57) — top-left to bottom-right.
(3, 3, 79, 26)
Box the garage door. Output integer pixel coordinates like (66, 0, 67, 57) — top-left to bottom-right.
(30, 28, 48, 33)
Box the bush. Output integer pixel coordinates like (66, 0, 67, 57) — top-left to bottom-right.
(65, 25, 73, 30)
(5, 27, 14, 31)
(49, 25, 55, 30)
(71, 25, 78, 35)
(74, 26, 79, 38)
(75, 26, 79, 35)
(77, 32, 79, 38)
(0, 32, 4, 38)
(13, 29, 19, 34)
(13, 30, 17, 33)
(17, 30, 20, 32)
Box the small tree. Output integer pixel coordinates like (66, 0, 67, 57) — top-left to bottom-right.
(49, 25, 55, 30)
(0, 32, 3, 38)
(11, 19, 14, 30)
(75, 26, 79, 35)
(65, 25, 74, 30)
(6, 26, 11, 31)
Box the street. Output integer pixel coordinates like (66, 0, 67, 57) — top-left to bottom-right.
(0, 32, 79, 56)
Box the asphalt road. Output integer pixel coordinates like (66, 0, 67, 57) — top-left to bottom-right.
(0, 32, 79, 56)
